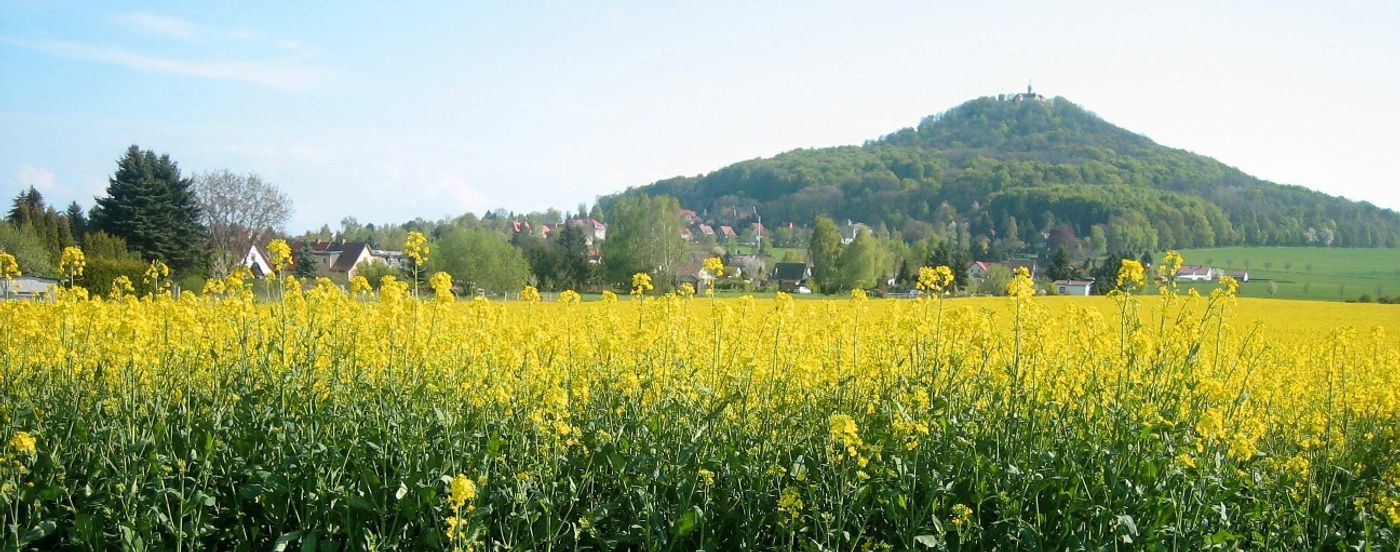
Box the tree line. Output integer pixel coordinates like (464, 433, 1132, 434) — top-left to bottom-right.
(619, 96, 1400, 250)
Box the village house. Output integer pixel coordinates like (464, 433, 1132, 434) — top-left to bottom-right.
(771, 262, 812, 292)
(1175, 265, 1217, 281)
(1054, 279, 1094, 296)
(673, 256, 720, 293)
(243, 244, 275, 277)
(718, 225, 737, 242)
(568, 218, 607, 246)
(329, 243, 381, 280)
(967, 259, 1041, 283)
(839, 221, 871, 244)
(728, 254, 767, 282)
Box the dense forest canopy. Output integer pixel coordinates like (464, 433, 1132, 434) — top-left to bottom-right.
(609, 96, 1400, 248)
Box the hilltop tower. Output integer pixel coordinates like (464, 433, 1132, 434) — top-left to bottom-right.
(1011, 81, 1045, 102)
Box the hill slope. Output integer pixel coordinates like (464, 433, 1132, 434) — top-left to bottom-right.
(607, 96, 1400, 249)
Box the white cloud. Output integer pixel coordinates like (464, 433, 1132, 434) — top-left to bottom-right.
(2, 37, 326, 91)
(114, 12, 196, 39)
(15, 165, 56, 191)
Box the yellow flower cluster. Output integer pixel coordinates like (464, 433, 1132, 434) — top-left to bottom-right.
(702, 256, 724, 278)
(0, 252, 19, 280)
(7, 431, 36, 456)
(0, 256, 1395, 546)
(916, 265, 954, 294)
(59, 245, 85, 279)
(1007, 266, 1035, 299)
(266, 239, 292, 272)
(430, 272, 455, 302)
(404, 231, 430, 266)
(630, 272, 653, 296)
(1116, 259, 1145, 290)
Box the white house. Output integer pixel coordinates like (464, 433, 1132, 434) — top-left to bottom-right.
(1054, 279, 1094, 296)
(243, 244, 275, 277)
(1175, 265, 1216, 282)
(569, 218, 607, 245)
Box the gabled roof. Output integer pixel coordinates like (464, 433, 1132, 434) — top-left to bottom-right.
(1054, 279, 1094, 286)
(719, 225, 736, 237)
(331, 242, 373, 272)
(1176, 265, 1213, 276)
(772, 262, 809, 280)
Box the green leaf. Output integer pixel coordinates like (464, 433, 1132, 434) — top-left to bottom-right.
(19, 520, 57, 545)
(914, 534, 941, 548)
(272, 530, 303, 552)
(673, 508, 700, 538)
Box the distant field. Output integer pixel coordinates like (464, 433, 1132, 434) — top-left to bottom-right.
(1172, 247, 1400, 301)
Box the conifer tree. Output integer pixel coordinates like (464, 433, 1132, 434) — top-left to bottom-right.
(89, 145, 208, 272)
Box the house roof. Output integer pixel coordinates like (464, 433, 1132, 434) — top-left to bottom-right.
(330, 243, 373, 272)
(697, 224, 715, 235)
(772, 262, 809, 280)
(1176, 265, 1212, 276)
(719, 225, 736, 237)
(1054, 279, 1094, 286)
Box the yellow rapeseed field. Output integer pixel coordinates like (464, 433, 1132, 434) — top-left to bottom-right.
(1, 261, 1398, 549)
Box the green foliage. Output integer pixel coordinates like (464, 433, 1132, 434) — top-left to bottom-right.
(89, 145, 208, 273)
(83, 257, 149, 297)
(612, 96, 1400, 249)
(808, 215, 841, 292)
(518, 225, 594, 291)
(600, 194, 686, 288)
(65, 201, 87, 241)
(976, 264, 1013, 295)
(293, 243, 318, 279)
(1047, 248, 1075, 281)
(83, 231, 137, 261)
(354, 261, 398, 289)
(0, 221, 55, 277)
(430, 227, 532, 293)
(1171, 246, 1400, 301)
(833, 228, 885, 291)
(7, 186, 76, 265)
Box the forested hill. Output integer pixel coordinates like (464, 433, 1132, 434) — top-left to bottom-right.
(608, 96, 1400, 249)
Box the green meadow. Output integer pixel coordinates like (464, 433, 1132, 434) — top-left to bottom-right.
(1171, 247, 1400, 302)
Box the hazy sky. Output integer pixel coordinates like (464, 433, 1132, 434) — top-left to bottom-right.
(3, 1, 1398, 231)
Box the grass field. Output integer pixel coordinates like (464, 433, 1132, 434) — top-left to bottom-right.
(1172, 247, 1400, 302)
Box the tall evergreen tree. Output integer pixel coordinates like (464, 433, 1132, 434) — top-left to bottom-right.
(7, 186, 44, 227)
(1048, 247, 1074, 280)
(294, 243, 318, 279)
(65, 201, 87, 241)
(89, 145, 208, 272)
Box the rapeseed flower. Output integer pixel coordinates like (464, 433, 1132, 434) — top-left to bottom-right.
(8, 431, 36, 455)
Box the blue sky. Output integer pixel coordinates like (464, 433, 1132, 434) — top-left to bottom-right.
(3, 1, 1398, 231)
